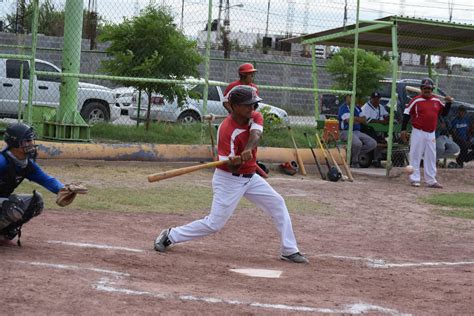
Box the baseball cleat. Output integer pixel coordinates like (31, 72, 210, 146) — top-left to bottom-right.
(154, 228, 172, 252)
(410, 181, 421, 187)
(280, 252, 309, 264)
(427, 182, 443, 189)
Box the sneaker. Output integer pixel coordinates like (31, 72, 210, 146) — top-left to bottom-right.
(427, 182, 443, 189)
(280, 252, 309, 264)
(154, 228, 172, 252)
(410, 181, 421, 187)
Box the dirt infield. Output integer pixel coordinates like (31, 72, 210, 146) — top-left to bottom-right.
(1, 160, 473, 315)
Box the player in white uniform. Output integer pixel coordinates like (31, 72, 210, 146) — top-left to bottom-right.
(361, 92, 389, 124)
(400, 78, 453, 188)
(154, 85, 308, 263)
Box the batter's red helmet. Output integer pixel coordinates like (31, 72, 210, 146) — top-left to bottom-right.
(420, 78, 434, 89)
(238, 63, 257, 74)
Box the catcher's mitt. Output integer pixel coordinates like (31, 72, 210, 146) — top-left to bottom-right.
(56, 183, 88, 207)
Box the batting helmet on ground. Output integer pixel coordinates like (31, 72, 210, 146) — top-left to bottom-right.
(327, 167, 342, 182)
(238, 63, 257, 75)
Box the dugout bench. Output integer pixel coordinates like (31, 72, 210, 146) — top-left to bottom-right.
(316, 119, 409, 168)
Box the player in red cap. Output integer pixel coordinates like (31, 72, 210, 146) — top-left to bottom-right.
(223, 63, 258, 113)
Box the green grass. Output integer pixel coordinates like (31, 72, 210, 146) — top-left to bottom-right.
(91, 122, 318, 148)
(423, 193, 474, 220)
(18, 180, 332, 216)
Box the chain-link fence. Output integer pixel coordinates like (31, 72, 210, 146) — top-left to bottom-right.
(0, 1, 472, 169)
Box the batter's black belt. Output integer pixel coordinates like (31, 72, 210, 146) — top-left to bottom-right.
(232, 173, 255, 178)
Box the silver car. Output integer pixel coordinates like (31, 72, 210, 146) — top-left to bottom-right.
(128, 84, 289, 124)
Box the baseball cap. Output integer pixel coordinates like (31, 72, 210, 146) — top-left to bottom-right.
(228, 85, 262, 105)
(371, 91, 381, 98)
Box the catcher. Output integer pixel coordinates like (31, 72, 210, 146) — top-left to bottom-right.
(0, 123, 87, 246)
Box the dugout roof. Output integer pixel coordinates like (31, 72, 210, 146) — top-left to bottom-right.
(285, 16, 474, 58)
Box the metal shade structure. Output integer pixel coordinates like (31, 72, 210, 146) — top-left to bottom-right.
(284, 16, 474, 58)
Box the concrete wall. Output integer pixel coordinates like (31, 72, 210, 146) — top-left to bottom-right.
(1, 32, 473, 115)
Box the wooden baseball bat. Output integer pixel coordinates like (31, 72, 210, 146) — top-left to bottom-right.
(256, 165, 269, 178)
(405, 86, 452, 101)
(208, 120, 217, 161)
(329, 132, 354, 182)
(287, 126, 307, 176)
(321, 137, 346, 181)
(303, 132, 326, 180)
(315, 134, 331, 168)
(203, 114, 228, 121)
(148, 160, 230, 182)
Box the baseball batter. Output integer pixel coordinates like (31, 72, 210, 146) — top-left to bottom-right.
(400, 78, 452, 188)
(154, 85, 308, 264)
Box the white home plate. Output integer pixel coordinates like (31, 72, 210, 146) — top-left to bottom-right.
(230, 268, 282, 278)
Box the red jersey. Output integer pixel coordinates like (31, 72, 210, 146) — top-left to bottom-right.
(223, 80, 259, 100)
(404, 95, 445, 133)
(216, 111, 264, 174)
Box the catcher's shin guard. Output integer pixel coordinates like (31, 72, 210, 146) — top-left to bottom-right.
(0, 191, 44, 246)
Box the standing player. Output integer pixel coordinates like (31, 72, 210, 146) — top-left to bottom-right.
(0, 123, 87, 246)
(154, 85, 308, 264)
(400, 78, 453, 188)
(222, 63, 258, 113)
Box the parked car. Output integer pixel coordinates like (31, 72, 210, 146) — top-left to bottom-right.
(128, 84, 290, 124)
(0, 58, 120, 123)
(112, 86, 134, 115)
(377, 78, 474, 121)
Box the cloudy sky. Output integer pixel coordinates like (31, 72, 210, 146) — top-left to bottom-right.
(1, 0, 472, 37)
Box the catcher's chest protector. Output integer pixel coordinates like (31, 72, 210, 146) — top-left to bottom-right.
(0, 152, 33, 197)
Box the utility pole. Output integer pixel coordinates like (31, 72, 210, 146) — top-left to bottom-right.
(87, 0, 98, 50)
(217, 0, 223, 47)
(180, 0, 184, 31)
(223, 0, 230, 58)
(265, 0, 270, 37)
(343, 0, 348, 28)
(285, 0, 295, 37)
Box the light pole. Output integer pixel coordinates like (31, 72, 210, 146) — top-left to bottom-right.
(222, 2, 243, 58)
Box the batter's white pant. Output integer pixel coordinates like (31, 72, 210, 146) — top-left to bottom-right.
(169, 168, 300, 256)
(409, 128, 437, 185)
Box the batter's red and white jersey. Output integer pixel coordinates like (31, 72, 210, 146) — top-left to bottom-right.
(223, 80, 259, 101)
(404, 95, 445, 132)
(217, 111, 264, 174)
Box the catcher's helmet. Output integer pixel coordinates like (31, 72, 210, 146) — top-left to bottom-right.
(420, 78, 434, 90)
(4, 123, 37, 157)
(238, 63, 257, 75)
(327, 167, 342, 182)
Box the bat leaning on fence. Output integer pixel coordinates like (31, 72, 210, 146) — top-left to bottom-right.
(328, 132, 354, 182)
(303, 132, 326, 180)
(321, 137, 346, 181)
(287, 126, 307, 176)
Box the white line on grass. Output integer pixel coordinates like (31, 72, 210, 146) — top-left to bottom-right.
(317, 254, 474, 268)
(15, 260, 129, 276)
(48, 240, 144, 253)
(95, 277, 410, 315)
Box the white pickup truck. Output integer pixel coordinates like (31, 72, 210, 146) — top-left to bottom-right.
(0, 58, 120, 123)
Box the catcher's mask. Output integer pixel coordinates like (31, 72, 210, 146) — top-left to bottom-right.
(4, 123, 38, 158)
(327, 167, 342, 182)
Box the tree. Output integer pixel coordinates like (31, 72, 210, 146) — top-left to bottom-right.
(5, 0, 64, 36)
(326, 48, 390, 102)
(4, 0, 104, 39)
(98, 6, 202, 130)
